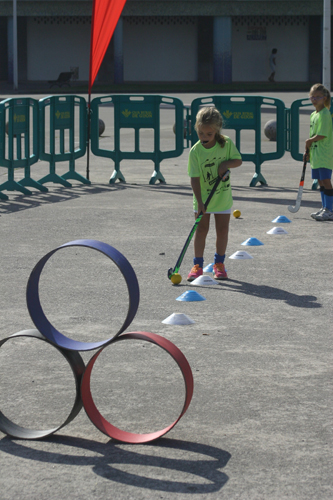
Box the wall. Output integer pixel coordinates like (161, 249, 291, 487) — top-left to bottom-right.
(27, 16, 91, 80)
(232, 16, 309, 81)
(123, 16, 198, 81)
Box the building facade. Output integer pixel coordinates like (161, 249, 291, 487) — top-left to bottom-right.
(0, 0, 331, 84)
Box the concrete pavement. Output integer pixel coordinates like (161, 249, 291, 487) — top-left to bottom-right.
(0, 91, 332, 500)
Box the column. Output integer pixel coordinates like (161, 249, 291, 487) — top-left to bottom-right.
(114, 17, 124, 84)
(213, 16, 232, 84)
(7, 16, 13, 83)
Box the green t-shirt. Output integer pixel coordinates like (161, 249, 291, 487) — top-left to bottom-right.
(309, 107, 333, 170)
(188, 136, 241, 212)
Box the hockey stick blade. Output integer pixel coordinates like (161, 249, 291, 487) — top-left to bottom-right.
(288, 158, 307, 213)
(288, 186, 304, 213)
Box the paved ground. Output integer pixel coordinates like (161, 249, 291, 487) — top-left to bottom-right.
(0, 91, 332, 499)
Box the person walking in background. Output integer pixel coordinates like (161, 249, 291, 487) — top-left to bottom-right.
(268, 48, 277, 82)
(304, 83, 333, 221)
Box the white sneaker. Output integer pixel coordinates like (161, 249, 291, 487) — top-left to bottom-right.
(311, 207, 324, 219)
(314, 208, 333, 221)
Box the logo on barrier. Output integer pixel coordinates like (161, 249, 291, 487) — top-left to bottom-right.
(223, 110, 233, 119)
(0, 240, 193, 444)
(55, 110, 70, 120)
(121, 108, 153, 119)
(122, 108, 132, 118)
(222, 110, 254, 120)
(13, 114, 26, 123)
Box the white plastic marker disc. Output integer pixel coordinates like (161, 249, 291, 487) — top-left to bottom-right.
(229, 251, 253, 260)
(190, 275, 219, 286)
(162, 313, 195, 325)
(267, 226, 288, 234)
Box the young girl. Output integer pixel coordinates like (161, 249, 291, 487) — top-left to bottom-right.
(187, 107, 242, 281)
(304, 83, 333, 221)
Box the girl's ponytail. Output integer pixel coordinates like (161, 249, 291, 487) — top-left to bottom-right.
(216, 133, 226, 148)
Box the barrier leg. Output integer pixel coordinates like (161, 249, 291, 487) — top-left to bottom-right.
(109, 161, 126, 184)
(0, 191, 8, 200)
(250, 172, 267, 187)
(0, 168, 32, 195)
(149, 162, 166, 185)
(38, 161, 72, 188)
(62, 160, 91, 185)
(20, 166, 49, 192)
(250, 160, 268, 187)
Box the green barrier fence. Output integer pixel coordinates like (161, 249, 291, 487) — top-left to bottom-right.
(90, 94, 184, 184)
(1, 94, 330, 200)
(0, 97, 46, 198)
(190, 95, 286, 187)
(39, 95, 89, 187)
(289, 97, 333, 190)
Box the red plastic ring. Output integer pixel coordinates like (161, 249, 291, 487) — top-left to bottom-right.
(81, 332, 194, 444)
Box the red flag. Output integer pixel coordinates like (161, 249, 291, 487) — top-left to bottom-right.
(88, 0, 127, 95)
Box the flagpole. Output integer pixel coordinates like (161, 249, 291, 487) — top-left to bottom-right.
(86, 0, 97, 181)
(86, 93, 91, 180)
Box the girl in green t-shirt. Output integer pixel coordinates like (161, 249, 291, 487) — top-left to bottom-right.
(304, 83, 333, 221)
(187, 107, 242, 282)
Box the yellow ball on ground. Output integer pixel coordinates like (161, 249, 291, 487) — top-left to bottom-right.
(233, 209, 241, 218)
(170, 273, 182, 285)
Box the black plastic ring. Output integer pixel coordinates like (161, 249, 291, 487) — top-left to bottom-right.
(0, 329, 85, 439)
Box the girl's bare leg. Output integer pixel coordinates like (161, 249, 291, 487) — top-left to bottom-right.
(193, 213, 210, 258)
(318, 179, 333, 190)
(214, 213, 230, 256)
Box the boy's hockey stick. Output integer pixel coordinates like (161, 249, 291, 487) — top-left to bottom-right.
(288, 154, 308, 213)
(167, 171, 229, 279)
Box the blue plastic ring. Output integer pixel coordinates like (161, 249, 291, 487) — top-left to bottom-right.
(26, 239, 140, 351)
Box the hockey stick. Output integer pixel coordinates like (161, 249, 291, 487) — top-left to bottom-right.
(288, 153, 308, 213)
(167, 171, 229, 279)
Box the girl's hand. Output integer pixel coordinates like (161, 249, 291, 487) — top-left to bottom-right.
(305, 139, 313, 151)
(303, 151, 309, 162)
(218, 159, 242, 177)
(218, 162, 229, 178)
(197, 200, 206, 215)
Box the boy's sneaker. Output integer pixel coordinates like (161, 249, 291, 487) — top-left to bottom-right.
(213, 263, 228, 280)
(311, 207, 324, 219)
(187, 264, 203, 282)
(314, 208, 333, 221)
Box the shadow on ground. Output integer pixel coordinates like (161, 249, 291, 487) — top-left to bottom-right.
(222, 279, 320, 308)
(0, 436, 230, 494)
(0, 181, 321, 215)
(177, 279, 320, 308)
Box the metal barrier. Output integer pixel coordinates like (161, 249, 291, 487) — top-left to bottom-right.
(288, 97, 333, 190)
(0, 97, 46, 198)
(39, 95, 89, 187)
(90, 95, 184, 184)
(190, 95, 286, 186)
